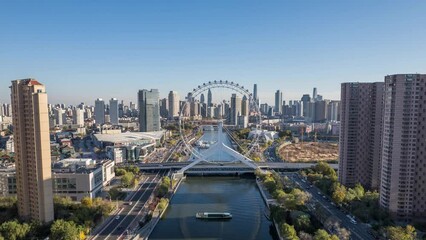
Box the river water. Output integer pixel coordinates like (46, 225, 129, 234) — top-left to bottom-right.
(190, 128, 236, 162)
(149, 177, 277, 240)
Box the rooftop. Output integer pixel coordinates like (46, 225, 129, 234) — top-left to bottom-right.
(94, 131, 164, 144)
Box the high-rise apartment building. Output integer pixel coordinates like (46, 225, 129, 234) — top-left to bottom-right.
(339, 82, 384, 189)
(11, 79, 54, 223)
(73, 108, 85, 126)
(94, 98, 105, 125)
(380, 74, 426, 220)
(275, 90, 283, 114)
(53, 107, 66, 126)
(109, 98, 119, 125)
(327, 100, 340, 121)
(138, 89, 160, 132)
(168, 91, 180, 119)
(230, 94, 242, 125)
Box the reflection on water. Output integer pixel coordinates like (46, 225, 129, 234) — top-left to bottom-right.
(192, 129, 236, 162)
(149, 177, 277, 240)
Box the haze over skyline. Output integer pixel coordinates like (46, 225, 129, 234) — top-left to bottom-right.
(1, 0, 426, 105)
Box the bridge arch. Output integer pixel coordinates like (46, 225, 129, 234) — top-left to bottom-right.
(176, 81, 263, 176)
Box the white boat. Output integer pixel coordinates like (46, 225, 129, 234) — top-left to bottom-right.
(196, 212, 232, 219)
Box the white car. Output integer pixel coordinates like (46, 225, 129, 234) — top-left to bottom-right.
(115, 216, 120, 220)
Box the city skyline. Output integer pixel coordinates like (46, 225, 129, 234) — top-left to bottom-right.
(1, 1, 426, 104)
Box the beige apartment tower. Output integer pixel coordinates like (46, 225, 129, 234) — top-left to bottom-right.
(380, 74, 426, 220)
(338, 82, 384, 189)
(11, 79, 54, 223)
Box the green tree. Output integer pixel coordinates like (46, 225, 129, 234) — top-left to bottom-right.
(0, 220, 31, 240)
(313, 229, 338, 240)
(162, 176, 171, 187)
(313, 162, 336, 178)
(115, 168, 127, 176)
(50, 219, 84, 240)
(281, 223, 299, 240)
(294, 214, 312, 232)
(81, 197, 93, 207)
(263, 176, 277, 193)
(352, 183, 365, 200)
(385, 225, 416, 240)
(331, 182, 347, 204)
(157, 198, 169, 211)
(126, 165, 140, 175)
(292, 188, 309, 206)
(121, 172, 135, 187)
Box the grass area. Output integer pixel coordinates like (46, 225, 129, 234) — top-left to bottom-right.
(278, 142, 338, 162)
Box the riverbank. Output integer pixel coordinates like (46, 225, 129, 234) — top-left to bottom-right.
(255, 178, 283, 240)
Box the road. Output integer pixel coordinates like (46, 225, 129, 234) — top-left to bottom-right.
(284, 172, 374, 240)
(91, 171, 166, 240)
(264, 142, 281, 162)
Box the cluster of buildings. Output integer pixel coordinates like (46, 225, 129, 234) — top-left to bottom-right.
(338, 74, 426, 221)
(140, 88, 254, 131)
(49, 99, 138, 128)
(260, 88, 340, 123)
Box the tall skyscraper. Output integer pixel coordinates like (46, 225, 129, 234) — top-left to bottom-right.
(207, 88, 212, 107)
(94, 98, 105, 125)
(301, 94, 311, 118)
(241, 95, 249, 116)
(253, 84, 258, 101)
(138, 89, 160, 132)
(379, 74, 426, 220)
(313, 87, 318, 101)
(109, 98, 119, 124)
(168, 91, 180, 119)
(230, 94, 242, 125)
(159, 98, 168, 118)
(338, 82, 384, 189)
(200, 93, 205, 104)
(274, 90, 283, 114)
(11, 79, 54, 223)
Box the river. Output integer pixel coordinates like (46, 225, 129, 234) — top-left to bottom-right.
(149, 177, 278, 240)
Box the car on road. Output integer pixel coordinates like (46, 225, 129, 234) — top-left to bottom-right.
(115, 216, 120, 220)
(129, 202, 133, 206)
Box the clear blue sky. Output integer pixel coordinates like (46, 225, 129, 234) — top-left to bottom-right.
(1, 0, 425, 105)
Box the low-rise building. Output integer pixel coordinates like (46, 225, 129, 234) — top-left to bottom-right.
(0, 164, 17, 197)
(94, 131, 165, 162)
(52, 158, 115, 201)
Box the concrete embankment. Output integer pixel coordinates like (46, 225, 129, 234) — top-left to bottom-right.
(255, 179, 283, 240)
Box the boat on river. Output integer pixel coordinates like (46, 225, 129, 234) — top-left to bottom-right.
(196, 212, 232, 219)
